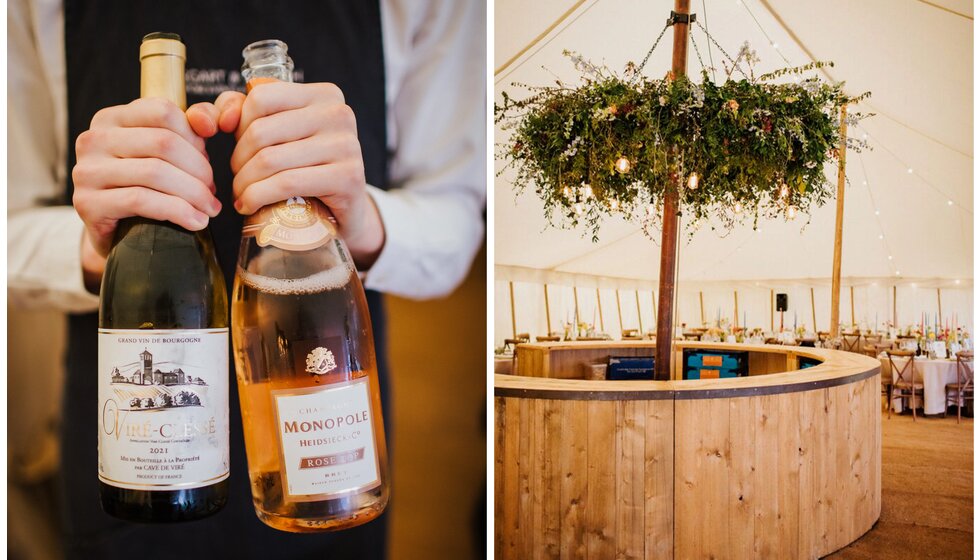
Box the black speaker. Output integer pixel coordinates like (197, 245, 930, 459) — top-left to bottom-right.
(776, 293, 788, 312)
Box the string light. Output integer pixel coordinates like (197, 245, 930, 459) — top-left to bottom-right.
(787, 206, 797, 220)
(874, 210, 880, 216)
(563, 185, 572, 199)
(582, 184, 593, 199)
(615, 157, 631, 174)
(574, 202, 584, 215)
(733, 201, 743, 214)
(609, 198, 619, 211)
(646, 204, 655, 216)
(779, 183, 789, 199)
(687, 172, 699, 190)
(907, 167, 914, 174)
(948, 200, 954, 206)
(878, 234, 883, 239)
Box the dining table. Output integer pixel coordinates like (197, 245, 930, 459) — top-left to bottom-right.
(880, 354, 971, 415)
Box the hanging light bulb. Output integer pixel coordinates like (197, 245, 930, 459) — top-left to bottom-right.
(787, 206, 798, 220)
(779, 183, 789, 199)
(562, 185, 572, 199)
(907, 168, 914, 174)
(687, 172, 699, 190)
(615, 157, 632, 174)
(646, 204, 655, 216)
(733, 201, 743, 214)
(574, 202, 584, 215)
(610, 198, 620, 211)
(582, 183, 593, 199)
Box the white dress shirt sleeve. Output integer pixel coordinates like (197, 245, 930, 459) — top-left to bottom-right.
(8, 0, 100, 312)
(365, 0, 486, 299)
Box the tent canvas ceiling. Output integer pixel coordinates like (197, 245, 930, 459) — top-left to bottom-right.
(494, 0, 973, 284)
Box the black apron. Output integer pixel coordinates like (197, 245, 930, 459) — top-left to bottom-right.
(62, 2, 390, 558)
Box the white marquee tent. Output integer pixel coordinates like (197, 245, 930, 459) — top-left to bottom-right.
(493, 0, 973, 345)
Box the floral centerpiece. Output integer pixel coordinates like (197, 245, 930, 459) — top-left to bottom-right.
(496, 42, 869, 240)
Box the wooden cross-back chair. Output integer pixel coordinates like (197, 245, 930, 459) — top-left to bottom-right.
(841, 332, 862, 352)
(945, 351, 974, 424)
(886, 350, 922, 421)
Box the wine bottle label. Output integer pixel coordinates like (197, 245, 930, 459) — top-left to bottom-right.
(272, 376, 381, 501)
(98, 328, 230, 490)
(242, 196, 335, 251)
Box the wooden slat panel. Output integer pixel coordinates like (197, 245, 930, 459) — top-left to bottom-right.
(644, 399, 673, 560)
(586, 401, 617, 558)
(752, 394, 780, 557)
(776, 392, 801, 557)
(614, 400, 645, 559)
(493, 398, 506, 556)
(559, 400, 588, 559)
(517, 398, 533, 557)
(499, 398, 521, 559)
(540, 399, 562, 557)
(729, 396, 757, 557)
(674, 397, 731, 558)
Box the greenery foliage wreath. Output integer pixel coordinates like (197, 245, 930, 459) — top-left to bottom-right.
(495, 44, 869, 241)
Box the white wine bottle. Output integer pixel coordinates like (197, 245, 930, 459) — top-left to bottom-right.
(97, 32, 229, 522)
(232, 39, 390, 533)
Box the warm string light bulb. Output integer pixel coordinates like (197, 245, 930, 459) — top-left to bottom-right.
(581, 184, 593, 199)
(646, 204, 655, 216)
(574, 202, 584, 215)
(615, 157, 631, 174)
(787, 206, 798, 220)
(687, 173, 699, 190)
(779, 183, 789, 199)
(562, 185, 572, 199)
(609, 198, 620, 211)
(733, 201, 743, 214)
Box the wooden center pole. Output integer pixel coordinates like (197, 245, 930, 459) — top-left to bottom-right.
(850, 285, 855, 327)
(544, 284, 552, 335)
(830, 103, 848, 339)
(654, 0, 691, 380)
(937, 288, 943, 324)
(734, 290, 739, 329)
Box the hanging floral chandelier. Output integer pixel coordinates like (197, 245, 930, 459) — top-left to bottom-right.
(495, 33, 869, 241)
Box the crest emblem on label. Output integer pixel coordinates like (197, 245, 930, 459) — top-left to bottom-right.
(305, 347, 337, 375)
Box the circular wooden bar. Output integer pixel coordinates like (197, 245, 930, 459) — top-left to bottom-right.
(495, 342, 882, 559)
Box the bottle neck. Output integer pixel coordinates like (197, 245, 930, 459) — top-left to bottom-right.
(139, 37, 186, 109)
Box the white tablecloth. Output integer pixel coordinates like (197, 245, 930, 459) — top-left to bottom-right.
(879, 356, 966, 415)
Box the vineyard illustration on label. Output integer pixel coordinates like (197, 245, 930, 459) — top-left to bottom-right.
(109, 349, 207, 411)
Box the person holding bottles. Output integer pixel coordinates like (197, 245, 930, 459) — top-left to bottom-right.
(8, 0, 485, 558)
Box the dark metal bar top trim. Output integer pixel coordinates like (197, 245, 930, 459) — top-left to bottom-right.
(494, 364, 880, 401)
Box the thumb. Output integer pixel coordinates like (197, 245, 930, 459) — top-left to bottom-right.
(186, 102, 220, 139)
(215, 91, 247, 135)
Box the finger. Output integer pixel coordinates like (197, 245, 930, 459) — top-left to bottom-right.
(91, 97, 205, 153)
(96, 127, 214, 190)
(238, 81, 344, 138)
(186, 102, 220, 138)
(235, 162, 363, 216)
(229, 108, 324, 173)
(215, 91, 246, 134)
(76, 157, 221, 217)
(77, 187, 212, 241)
(232, 134, 359, 199)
